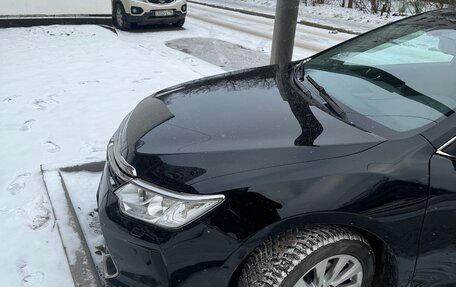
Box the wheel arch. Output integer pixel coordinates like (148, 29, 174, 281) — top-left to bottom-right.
(112, 0, 125, 12)
(225, 212, 398, 287)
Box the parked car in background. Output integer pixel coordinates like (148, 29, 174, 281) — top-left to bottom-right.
(112, 0, 187, 30)
(98, 8, 456, 287)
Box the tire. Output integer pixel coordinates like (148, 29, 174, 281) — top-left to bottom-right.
(173, 18, 185, 28)
(237, 225, 375, 287)
(113, 3, 131, 30)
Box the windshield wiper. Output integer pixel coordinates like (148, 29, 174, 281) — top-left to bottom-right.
(296, 62, 306, 82)
(306, 75, 346, 119)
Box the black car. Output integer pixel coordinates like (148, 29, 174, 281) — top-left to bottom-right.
(97, 9, 456, 287)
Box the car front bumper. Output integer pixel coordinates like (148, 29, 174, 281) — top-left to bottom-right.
(121, 0, 187, 24)
(124, 10, 186, 24)
(97, 162, 240, 287)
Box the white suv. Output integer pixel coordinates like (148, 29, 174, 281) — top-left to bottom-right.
(112, 0, 187, 30)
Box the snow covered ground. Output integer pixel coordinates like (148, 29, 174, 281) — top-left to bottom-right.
(192, 0, 405, 33)
(0, 24, 221, 287)
(0, 6, 352, 286)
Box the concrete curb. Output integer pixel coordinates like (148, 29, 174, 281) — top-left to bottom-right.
(188, 0, 361, 35)
(40, 161, 105, 287)
(0, 15, 112, 28)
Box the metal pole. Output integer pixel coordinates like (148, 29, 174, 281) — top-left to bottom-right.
(270, 0, 300, 65)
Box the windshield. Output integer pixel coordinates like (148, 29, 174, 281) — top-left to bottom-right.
(304, 10, 456, 138)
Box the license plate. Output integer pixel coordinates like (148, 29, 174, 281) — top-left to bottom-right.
(155, 10, 173, 17)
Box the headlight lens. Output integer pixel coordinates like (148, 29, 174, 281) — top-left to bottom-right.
(116, 180, 225, 228)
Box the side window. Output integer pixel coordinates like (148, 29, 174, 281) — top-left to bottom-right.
(341, 30, 456, 66)
(438, 137, 456, 158)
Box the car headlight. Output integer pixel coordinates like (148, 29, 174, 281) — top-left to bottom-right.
(116, 180, 225, 228)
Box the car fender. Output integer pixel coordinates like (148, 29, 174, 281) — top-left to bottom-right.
(222, 211, 409, 286)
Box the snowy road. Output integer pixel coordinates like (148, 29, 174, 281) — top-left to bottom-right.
(191, 0, 400, 34)
(187, 3, 353, 54)
(0, 5, 354, 286)
(115, 3, 354, 66)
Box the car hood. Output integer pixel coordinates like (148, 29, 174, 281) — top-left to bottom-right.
(119, 64, 385, 194)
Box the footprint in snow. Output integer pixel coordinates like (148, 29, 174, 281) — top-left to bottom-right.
(22, 273, 45, 287)
(20, 120, 35, 131)
(16, 260, 45, 287)
(44, 141, 61, 153)
(28, 199, 51, 230)
(7, 173, 32, 195)
(3, 96, 17, 104)
(32, 95, 59, 111)
(79, 143, 105, 155)
(78, 80, 100, 85)
(32, 99, 48, 111)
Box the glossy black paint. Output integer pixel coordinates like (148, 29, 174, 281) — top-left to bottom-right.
(412, 116, 456, 286)
(99, 131, 435, 287)
(122, 65, 384, 194)
(412, 153, 456, 286)
(97, 9, 456, 287)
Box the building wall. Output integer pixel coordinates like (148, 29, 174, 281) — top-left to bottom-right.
(0, 0, 111, 15)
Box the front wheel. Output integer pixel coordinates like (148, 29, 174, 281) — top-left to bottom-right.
(237, 225, 375, 287)
(113, 3, 131, 30)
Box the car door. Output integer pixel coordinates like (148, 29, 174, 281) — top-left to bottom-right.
(413, 134, 456, 286)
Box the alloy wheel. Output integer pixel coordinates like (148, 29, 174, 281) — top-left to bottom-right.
(294, 255, 363, 287)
